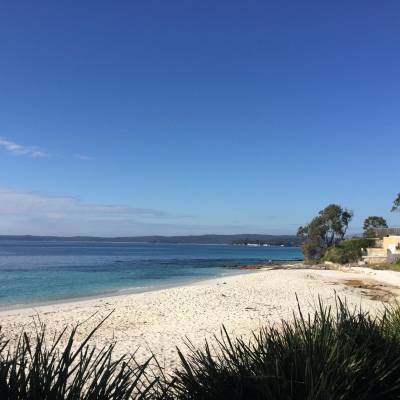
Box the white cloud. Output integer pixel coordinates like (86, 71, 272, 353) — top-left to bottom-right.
(0, 188, 169, 220)
(0, 188, 270, 236)
(0, 188, 190, 235)
(0, 137, 47, 158)
(75, 154, 93, 161)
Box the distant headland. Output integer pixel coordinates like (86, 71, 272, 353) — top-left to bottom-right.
(0, 234, 302, 246)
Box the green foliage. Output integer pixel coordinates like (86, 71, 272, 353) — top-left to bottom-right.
(319, 204, 353, 244)
(363, 216, 388, 237)
(3, 299, 400, 399)
(323, 246, 357, 264)
(0, 314, 157, 400)
(168, 299, 400, 399)
(340, 237, 375, 251)
(323, 238, 375, 265)
(391, 193, 400, 212)
(298, 204, 353, 261)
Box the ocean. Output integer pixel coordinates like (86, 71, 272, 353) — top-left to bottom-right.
(0, 240, 302, 308)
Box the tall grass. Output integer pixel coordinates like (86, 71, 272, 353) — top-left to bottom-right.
(2, 299, 400, 399)
(169, 299, 400, 399)
(0, 313, 158, 399)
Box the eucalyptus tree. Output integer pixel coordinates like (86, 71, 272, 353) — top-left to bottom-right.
(297, 204, 353, 261)
(363, 216, 388, 237)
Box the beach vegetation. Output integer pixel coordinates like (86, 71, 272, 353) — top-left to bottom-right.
(166, 298, 400, 399)
(363, 216, 388, 237)
(0, 313, 158, 400)
(323, 245, 357, 264)
(323, 237, 375, 265)
(297, 204, 353, 261)
(4, 299, 400, 398)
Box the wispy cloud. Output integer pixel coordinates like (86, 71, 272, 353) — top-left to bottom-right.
(0, 188, 266, 236)
(75, 154, 93, 161)
(0, 137, 47, 158)
(0, 188, 170, 220)
(0, 187, 192, 235)
(0, 137, 94, 161)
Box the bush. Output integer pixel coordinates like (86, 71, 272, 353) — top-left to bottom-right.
(323, 246, 357, 264)
(323, 238, 375, 264)
(2, 299, 400, 399)
(0, 314, 157, 400)
(168, 299, 400, 399)
(339, 237, 375, 251)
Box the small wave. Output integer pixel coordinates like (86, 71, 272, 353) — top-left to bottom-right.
(118, 286, 151, 293)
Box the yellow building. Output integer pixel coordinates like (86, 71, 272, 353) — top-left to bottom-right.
(362, 231, 400, 264)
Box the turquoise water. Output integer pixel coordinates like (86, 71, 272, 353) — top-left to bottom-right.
(0, 240, 302, 307)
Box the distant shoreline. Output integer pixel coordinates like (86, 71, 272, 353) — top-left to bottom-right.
(0, 234, 302, 246)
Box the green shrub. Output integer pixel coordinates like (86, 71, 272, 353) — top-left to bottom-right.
(339, 237, 375, 251)
(323, 245, 357, 264)
(0, 313, 157, 400)
(323, 238, 375, 264)
(168, 299, 400, 400)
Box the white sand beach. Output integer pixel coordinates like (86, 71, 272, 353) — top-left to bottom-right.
(1, 266, 399, 370)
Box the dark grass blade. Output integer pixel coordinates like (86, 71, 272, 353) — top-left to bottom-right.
(0, 314, 160, 400)
(169, 297, 400, 399)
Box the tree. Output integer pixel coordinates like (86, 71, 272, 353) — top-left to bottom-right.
(363, 216, 388, 237)
(297, 204, 353, 261)
(392, 193, 400, 212)
(319, 204, 353, 245)
(297, 216, 328, 261)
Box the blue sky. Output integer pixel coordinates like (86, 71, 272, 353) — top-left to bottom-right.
(0, 1, 399, 236)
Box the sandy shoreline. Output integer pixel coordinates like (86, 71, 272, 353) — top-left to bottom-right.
(1, 266, 399, 370)
(0, 268, 251, 312)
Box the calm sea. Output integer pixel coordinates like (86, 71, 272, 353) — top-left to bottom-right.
(0, 240, 302, 308)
